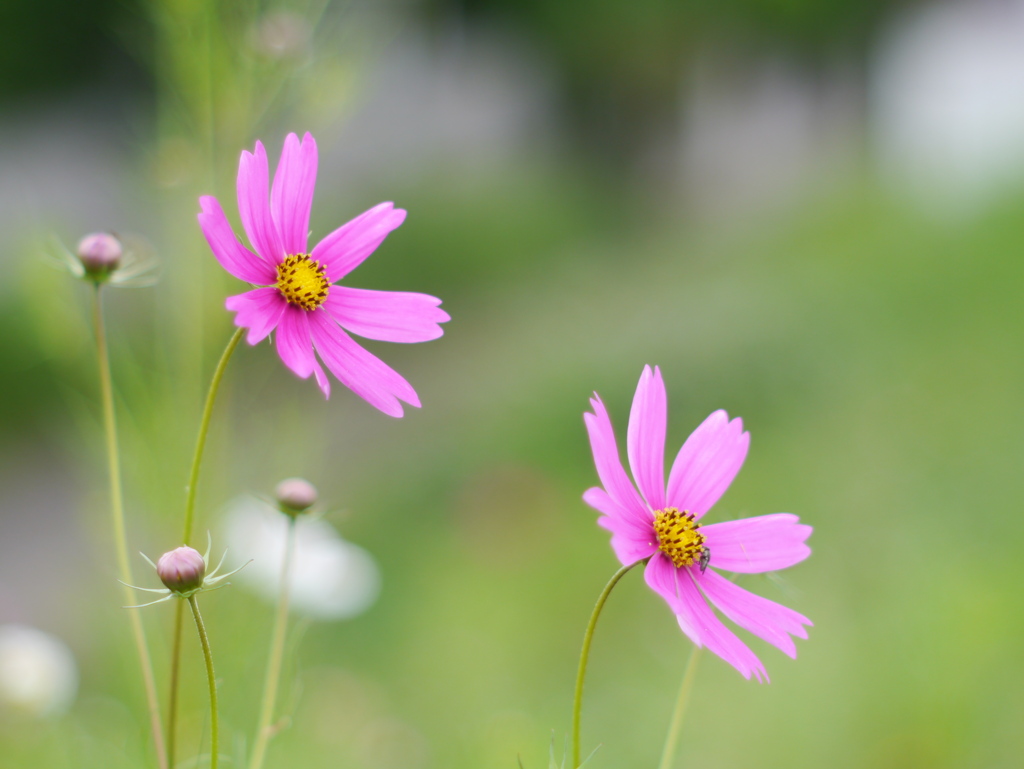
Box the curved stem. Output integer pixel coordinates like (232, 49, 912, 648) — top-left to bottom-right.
(656, 647, 702, 769)
(182, 326, 244, 544)
(572, 561, 638, 768)
(93, 285, 168, 769)
(248, 517, 298, 769)
(168, 326, 244, 764)
(187, 596, 219, 769)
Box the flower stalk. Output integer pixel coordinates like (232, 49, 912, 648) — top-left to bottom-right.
(93, 285, 168, 769)
(657, 647, 702, 769)
(183, 326, 245, 544)
(571, 561, 638, 768)
(248, 516, 298, 769)
(169, 326, 244, 768)
(168, 607, 184, 769)
(187, 595, 220, 769)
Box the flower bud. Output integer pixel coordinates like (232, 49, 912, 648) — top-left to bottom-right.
(76, 233, 122, 279)
(156, 546, 206, 593)
(274, 477, 317, 515)
(251, 10, 311, 61)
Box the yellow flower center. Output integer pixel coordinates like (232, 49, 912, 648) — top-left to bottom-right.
(276, 254, 330, 310)
(653, 507, 707, 568)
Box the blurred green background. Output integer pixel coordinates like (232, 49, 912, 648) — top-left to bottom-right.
(2, 0, 1023, 767)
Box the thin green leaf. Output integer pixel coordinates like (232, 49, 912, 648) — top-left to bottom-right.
(577, 744, 601, 768)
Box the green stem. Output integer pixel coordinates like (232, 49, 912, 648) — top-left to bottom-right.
(656, 647, 702, 769)
(182, 326, 244, 544)
(248, 517, 298, 769)
(93, 285, 168, 769)
(168, 326, 244, 764)
(167, 604, 184, 769)
(187, 596, 219, 769)
(572, 561, 638, 768)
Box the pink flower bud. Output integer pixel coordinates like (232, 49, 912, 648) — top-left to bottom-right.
(274, 477, 317, 515)
(156, 546, 206, 593)
(76, 233, 122, 277)
(251, 11, 311, 60)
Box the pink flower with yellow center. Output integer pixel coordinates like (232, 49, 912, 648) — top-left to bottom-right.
(198, 132, 449, 416)
(583, 366, 812, 681)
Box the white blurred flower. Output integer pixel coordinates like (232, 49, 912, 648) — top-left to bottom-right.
(873, 0, 1024, 210)
(0, 624, 78, 717)
(224, 498, 380, 620)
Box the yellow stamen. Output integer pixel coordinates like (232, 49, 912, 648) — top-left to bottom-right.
(276, 254, 330, 310)
(653, 507, 706, 568)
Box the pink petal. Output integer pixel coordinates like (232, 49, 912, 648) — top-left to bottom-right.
(323, 288, 449, 343)
(643, 554, 703, 646)
(274, 305, 316, 378)
(583, 486, 653, 540)
(584, 395, 650, 523)
(627, 365, 667, 510)
(270, 132, 317, 256)
(307, 310, 420, 416)
(701, 514, 812, 573)
(666, 410, 749, 520)
(312, 357, 330, 398)
(237, 141, 285, 263)
(644, 555, 768, 681)
(595, 514, 658, 566)
(696, 569, 811, 658)
(311, 202, 406, 281)
(677, 575, 769, 682)
(198, 196, 276, 284)
(225, 287, 287, 344)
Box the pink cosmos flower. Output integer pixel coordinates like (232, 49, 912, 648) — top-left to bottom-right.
(198, 132, 449, 417)
(583, 366, 812, 681)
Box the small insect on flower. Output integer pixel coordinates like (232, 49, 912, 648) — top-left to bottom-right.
(699, 546, 711, 574)
(45, 232, 160, 287)
(121, 535, 248, 608)
(583, 365, 813, 681)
